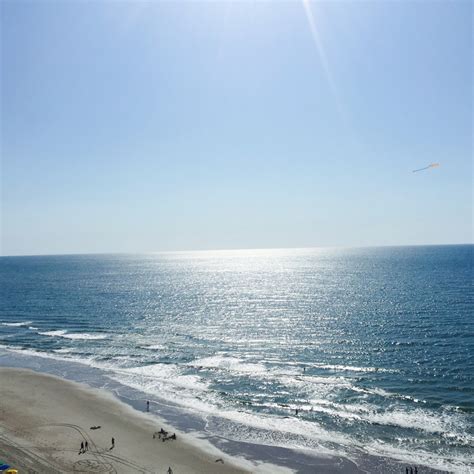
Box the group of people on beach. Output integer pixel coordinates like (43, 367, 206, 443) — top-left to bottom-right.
(153, 428, 177, 442)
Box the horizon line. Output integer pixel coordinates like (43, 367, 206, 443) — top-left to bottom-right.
(1, 242, 472, 258)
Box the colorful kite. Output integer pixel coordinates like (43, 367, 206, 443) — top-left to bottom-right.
(412, 163, 440, 173)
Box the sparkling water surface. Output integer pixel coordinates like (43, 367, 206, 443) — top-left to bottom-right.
(1, 245, 473, 472)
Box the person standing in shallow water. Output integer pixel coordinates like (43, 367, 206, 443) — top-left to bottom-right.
(146, 400, 150, 412)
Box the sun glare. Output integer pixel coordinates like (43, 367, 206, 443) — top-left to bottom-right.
(301, 0, 344, 120)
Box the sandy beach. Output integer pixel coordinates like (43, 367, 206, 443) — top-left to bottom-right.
(0, 368, 286, 474)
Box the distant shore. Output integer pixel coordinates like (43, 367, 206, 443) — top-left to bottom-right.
(0, 368, 289, 474)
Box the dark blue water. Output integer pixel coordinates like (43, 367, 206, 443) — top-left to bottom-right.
(1, 246, 473, 472)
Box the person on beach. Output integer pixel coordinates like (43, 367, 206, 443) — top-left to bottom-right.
(80, 441, 84, 454)
(147, 400, 150, 412)
(111, 437, 115, 450)
(167, 467, 173, 474)
(85, 441, 88, 451)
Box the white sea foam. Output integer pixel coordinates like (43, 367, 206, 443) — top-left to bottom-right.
(304, 400, 473, 444)
(190, 355, 268, 375)
(1, 345, 79, 362)
(1, 321, 33, 327)
(62, 332, 108, 340)
(140, 344, 165, 350)
(363, 408, 471, 439)
(122, 363, 210, 392)
(312, 363, 396, 373)
(38, 330, 107, 340)
(189, 355, 359, 406)
(364, 439, 474, 474)
(189, 356, 363, 389)
(351, 385, 392, 397)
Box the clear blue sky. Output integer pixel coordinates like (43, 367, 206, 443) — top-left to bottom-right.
(1, 1, 472, 256)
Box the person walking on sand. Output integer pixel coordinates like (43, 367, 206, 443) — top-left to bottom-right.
(167, 467, 173, 474)
(85, 441, 88, 451)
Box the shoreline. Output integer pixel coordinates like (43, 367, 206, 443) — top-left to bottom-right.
(0, 351, 446, 474)
(0, 367, 289, 473)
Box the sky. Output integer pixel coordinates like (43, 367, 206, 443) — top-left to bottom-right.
(1, 0, 472, 256)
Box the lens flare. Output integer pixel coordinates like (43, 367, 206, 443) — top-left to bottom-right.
(301, 0, 345, 120)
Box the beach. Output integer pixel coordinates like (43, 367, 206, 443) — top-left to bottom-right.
(0, 368, 284, 474)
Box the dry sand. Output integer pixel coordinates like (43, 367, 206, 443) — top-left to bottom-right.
(0, 368, 287, 473)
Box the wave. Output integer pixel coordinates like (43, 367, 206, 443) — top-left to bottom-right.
(0, 345, 79, 362)
(189, 356, 395, 381)
(190, 355, 268, 375)
(362, 408, 472, 439)
(140, 344, 166, 350)
(122, 363, 210, 392)
(38, 330, 67, 337)
(38, 330, 108, 340)
(364, 439, 474, 474)
(62, 333, 108, 340)
(311, 363, 397, 373)
(306, 400, 473, 442)
(189, 355, 354, 396)
(1, 321, 33, 327)
(0, 345, 118, 370)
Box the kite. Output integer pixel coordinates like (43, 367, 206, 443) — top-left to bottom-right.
(412, 163, 440, 173)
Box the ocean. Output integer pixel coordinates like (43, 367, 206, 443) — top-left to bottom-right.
(1, 245, 472, 473)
